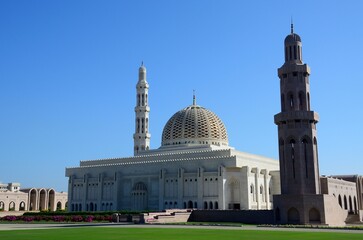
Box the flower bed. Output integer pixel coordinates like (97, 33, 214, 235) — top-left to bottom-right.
(0, 214, 113, 223)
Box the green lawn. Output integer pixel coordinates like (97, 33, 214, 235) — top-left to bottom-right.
(0, 227, 362, 240)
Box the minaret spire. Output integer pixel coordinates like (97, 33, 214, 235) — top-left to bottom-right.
(290, 17, 294, 34)
(133, 63, 151, 155)
(193, 90, 196, 105)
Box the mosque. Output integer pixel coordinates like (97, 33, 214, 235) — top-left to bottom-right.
(65, 26, 362, 226)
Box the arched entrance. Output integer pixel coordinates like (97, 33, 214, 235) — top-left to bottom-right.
(48, 189, 55, 211)
(39, 189, 47, 211)
(131, 182, 148, 210)
(57, 201, 62, 211)
(287, 207, 300, 224)
(0, 201, 4, 211)
(19, 201, 26, 211)
(187, 200, 193, 209)
(9, 201, 15, 211)
(228, 178, 240, 210)
(29, 189, 37, 211)
(309, 208, 321, 223)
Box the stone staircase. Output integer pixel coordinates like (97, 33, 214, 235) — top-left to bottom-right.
(345, 214, 361, 224)
(144, 209, 191, 224)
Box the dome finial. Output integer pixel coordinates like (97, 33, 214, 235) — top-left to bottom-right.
(141, 61, 144, 66)
(193, 90, 196, 105)
(291, 17, 294, 34)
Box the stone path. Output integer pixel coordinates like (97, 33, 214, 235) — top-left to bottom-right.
(0, 223, 362, 234)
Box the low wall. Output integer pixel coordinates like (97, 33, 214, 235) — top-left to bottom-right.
(188, 210, 274, 224)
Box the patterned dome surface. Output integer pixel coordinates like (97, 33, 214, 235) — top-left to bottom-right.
(161, 104, 229, 147)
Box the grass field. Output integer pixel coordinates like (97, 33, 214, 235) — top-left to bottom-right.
(0, 227, 362, 240)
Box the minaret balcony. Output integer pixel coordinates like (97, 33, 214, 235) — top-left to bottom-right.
(134, 106, 150, 112)
(274, 111, 319, 124)
(278, 64, 310, 77)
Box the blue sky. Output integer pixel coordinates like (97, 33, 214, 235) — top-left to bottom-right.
(0, 1, 362, 192)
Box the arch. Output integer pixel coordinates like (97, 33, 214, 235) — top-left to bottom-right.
(183, 202, 187, 209)
(187, 200, 193, 209)
(214, 201, 218, 210)
(71, 204, 75, 212)
(288, 92, 294, 109)
(9, 201, 15, 211)
(19, 201, 26, 211)
(309, 208, 321, 223)
(90, 202, 94, 211)
(137, 118, 140, 133)
(194, 202, 197, 209)
(48, 189, 55, 211)
(275, 207, 281, 221)
(141, 118, 145, 133)
(228, 178, 241, 207)
(349, 196, 353, 213)
(287, 207, 300, 223)
(344, 195, 348, 210)
(338, 195, 342, 208)
(0, 201, 4, 211)
(209, 201, 213, 210)
(131, 182, 148, 211)
(39, 188, 47, 211)
(204, 201, 208, 209)
(29, 188, 37, 211)
(354, 196, 357, 214)
(56, 201, 62, 211)
(79, 203, 82, 211)
(95, 203, 97, 211)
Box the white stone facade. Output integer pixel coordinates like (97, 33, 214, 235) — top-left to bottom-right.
(66, 146, 280, 212)
(0, 183, 67, 212)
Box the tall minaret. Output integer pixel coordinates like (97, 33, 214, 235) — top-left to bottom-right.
(133, 62, 151, 155)
(274, 24, 321, 195)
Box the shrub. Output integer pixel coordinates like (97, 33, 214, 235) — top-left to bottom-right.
(84, 215, 94, 222)
(71, 215, 83, 222)
(4, 215, 17, 221)
(52, 215, 66, 222)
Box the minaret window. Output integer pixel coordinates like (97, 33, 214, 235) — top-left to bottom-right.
(285, 47, 288, 62)
(281, 94, 285, 111)
(141, 118, 145, 133)
(146, 118, 148, 133)
(137, 118, 140, 133)
(289, 94, 294, 109)
(137, 94, 140, 106)
(298, 92, 305, 110)
(294, 46, 297, 60)
(290, 139, 296, 179)
(289, 46, 292, 60)
(145, 94, 148, 105)
(302, 139, 308, 178)
(142, 94, 145, 106)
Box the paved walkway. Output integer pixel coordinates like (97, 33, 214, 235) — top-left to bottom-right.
(0, 223, 362, 234)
